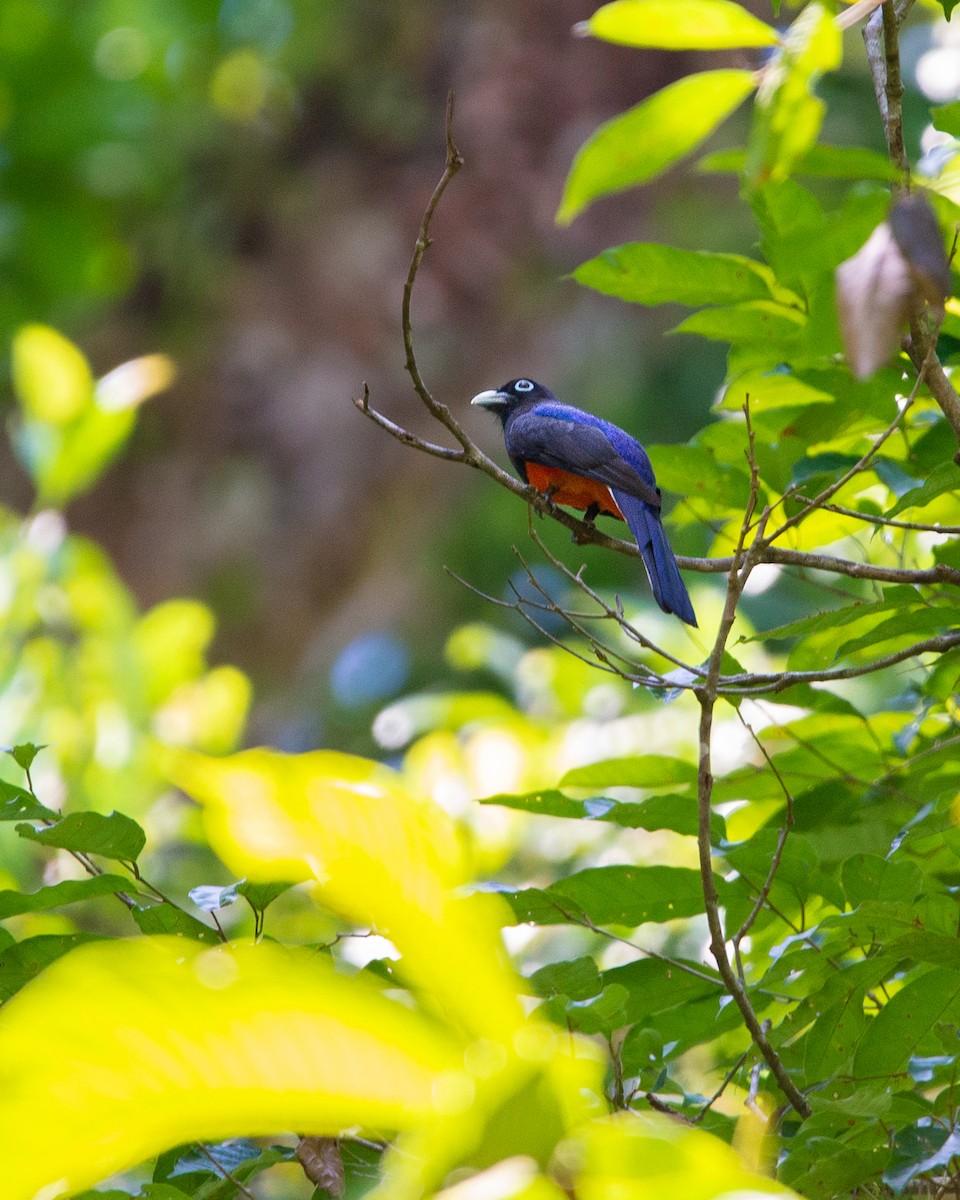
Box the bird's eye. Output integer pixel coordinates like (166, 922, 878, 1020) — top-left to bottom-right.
(514, 379, 534, 392)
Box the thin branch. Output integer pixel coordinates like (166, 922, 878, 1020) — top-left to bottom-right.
(194, 1143, 258, 1200)
(795, 499, 960, 536)
(693, 1049, 751, 1121)
(731, 709, 797, 966)
(354, 384, 467, 461)
(693, 411, 812, 1119)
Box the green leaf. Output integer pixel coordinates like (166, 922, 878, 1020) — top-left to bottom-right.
(236, 879, 295, 913)
(558, 69, 756, 224)
(670, 299, 805, 347)
(0, 933, 100, 1001)
(16, 810, 146, 861)
(0, 790, 59, 822)
(746, 2, 842, 185)
(853, 968, 960, 1077)
(559, 756, 697, 789)
(931, 100, 960, 137)
(527, 955, 602, 1001)
(699, 143, 900, 181)
(479, 789, 723, 840)
(842, 855, 923, 907)
(803, 987, 868, 1080)
(131, 901, 223, 944)
(572, 242, 776, 307)
(885, 1126, 960, 1193)
(887, 460, 960, 517)
(0, 875, 130, 920)
(935, 0, 958, 18)
(11, 324, 94, 425)
(504, 865, 707, 926)
(578, 0, 778, 49)
(5, 743, 47, 772)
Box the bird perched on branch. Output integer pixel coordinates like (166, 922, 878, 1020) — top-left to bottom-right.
(472, 378, 696, 626)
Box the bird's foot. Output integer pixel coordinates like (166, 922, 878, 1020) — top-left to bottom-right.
(571, 502, 600, 544)
(533, 485, 560, 518)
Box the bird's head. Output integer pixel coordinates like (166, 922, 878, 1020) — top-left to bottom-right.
(471, 377, 553, 419)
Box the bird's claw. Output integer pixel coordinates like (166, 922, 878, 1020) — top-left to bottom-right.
(571, 502, 600, 544)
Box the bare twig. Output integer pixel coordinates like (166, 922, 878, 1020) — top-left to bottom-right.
(693, 411, 812, 1118)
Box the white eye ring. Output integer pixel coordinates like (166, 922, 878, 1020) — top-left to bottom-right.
(514, 379, 534, 392)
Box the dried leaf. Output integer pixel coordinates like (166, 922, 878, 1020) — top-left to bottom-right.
(888, 192, 952, 312)
(835, 221, 912, 379)
(297, 1136, 346, 1196)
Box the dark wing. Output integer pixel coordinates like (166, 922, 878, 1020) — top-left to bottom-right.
(505, 408, 662, 510)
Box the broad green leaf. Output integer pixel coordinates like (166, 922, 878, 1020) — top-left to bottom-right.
(0, 791, 59, 822)
(886, 1127, 960, 1193)
(718, 369, 833, 414)
(671, 300, 805, 347)
(131, 901, 223, 944)
(16, 810, 146, 861)
(803, 988, 868, 1080)
(559, 755, 697, 789)
(237, 879, 295, 912)
(603, 957, 723, 1022)
(782, 1138, 888, 1198)
(542, 982, 630, 1034)
(746, 3, 842, 185)
(853, 967, 960, 1077)
(558, 69, 756, 224)
(11, 324, 93, 424)
(504, 865, 706, 926)
(0, 937, 466, 1200)
(164, 748, 525, 1041)
(699, 143, 900, 181)
(887, 460, 960, 517)
(573, 243, 776, 307)
(0, 933, 100, 1001)
(0, 874, 130, 919)
(842, 855, 923, 907)
(578, 0, 779, 49)
(480, 789, 723, 840)
(527, 956, 601, 1002)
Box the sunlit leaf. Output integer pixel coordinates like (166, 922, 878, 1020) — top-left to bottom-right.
(699, 143, 900, 181)
(11, 324, 94, 425)
(0, 938, 465, 1200)
(558, 70, 756, 224)
(560, 755, 697, 789)
(573, 242, 777, 307)
(504, 865, 707, 926)
(746, 3, 842, 186)
(577, 0, 779, 50)
(164, 748, 525, 1041)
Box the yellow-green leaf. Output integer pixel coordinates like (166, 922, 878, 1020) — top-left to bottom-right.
(0, 937, 465, 1200)
(11, 324, 94, 425)
(558, 69, 757, 224)
(746, 2, 842, 185)
(579, 0, 779, 50)
(163, 748, 526, 1041)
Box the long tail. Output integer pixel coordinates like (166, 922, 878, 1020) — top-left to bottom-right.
(612, 490, 697, 627)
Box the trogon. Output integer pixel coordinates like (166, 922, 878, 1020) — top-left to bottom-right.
(472, 377, 697, 627)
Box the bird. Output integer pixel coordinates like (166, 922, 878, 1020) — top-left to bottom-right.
(471, 378, 697, 626)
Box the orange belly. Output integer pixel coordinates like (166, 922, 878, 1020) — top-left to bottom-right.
(524, 463, 624, 520)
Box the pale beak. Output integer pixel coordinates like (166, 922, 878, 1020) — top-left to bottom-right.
(471, 389, 509, 409)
